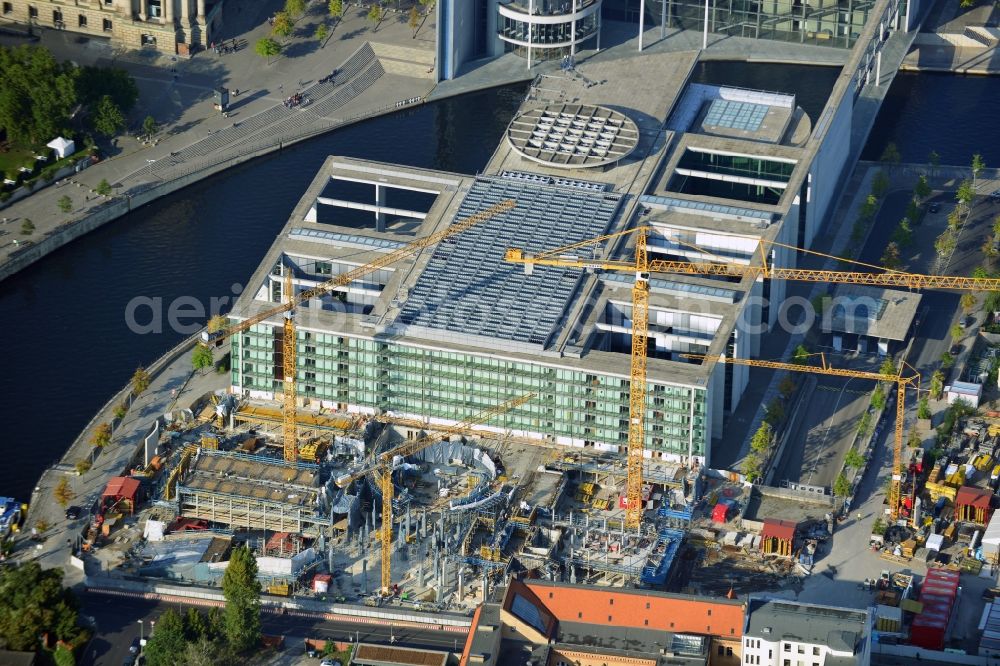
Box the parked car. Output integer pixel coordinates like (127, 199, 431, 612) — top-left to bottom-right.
(951, 344, 962, 356)
(990, 189, 1000, 202)
(65, 505, 82, 520)
(129, 637, 141, 654)
(929, 202, 940, 213)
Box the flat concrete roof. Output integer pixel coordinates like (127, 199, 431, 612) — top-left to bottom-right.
(746, 598, 866, 655)
(826, 284, 921, 341)
(182, 451, 320, 506)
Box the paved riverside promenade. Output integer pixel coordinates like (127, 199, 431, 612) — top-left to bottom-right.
(900, 0, 1000, 74)
(12, 333, 229, 586)
(0, 2, 438, 278)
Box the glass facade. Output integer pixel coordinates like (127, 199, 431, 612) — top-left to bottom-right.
(603, 0, 875, 49)
(498, 0, 602, 60)
(232, 324, 707, 458)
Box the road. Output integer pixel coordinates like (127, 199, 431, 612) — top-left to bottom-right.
(79, 593, 468, 666)
(774, 375, 871, 488)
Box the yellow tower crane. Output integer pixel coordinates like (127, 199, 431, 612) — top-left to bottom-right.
(684, 353, 920, 520)
(201, 199, 516, 462)
(506, 227, 1000, 527)
(335, 393, 535, 595)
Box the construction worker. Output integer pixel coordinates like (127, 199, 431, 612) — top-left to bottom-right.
(857, 512, 863, 522)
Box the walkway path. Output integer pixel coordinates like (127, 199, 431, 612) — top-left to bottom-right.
(12, 335, 228, 586)
(0, 4, 437, 279)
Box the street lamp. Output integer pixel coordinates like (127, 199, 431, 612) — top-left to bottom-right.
(137, 619, 145, 644)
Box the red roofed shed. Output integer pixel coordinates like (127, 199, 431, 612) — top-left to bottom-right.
(761, 519, 797, 557)
(956, 486, 993, 525)
(101, 477, 141, 515)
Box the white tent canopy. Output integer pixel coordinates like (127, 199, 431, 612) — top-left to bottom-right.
(46, 136, 76, 159)
(982, 511, 1000, 557)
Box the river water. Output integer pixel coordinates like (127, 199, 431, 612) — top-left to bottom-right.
(0, 65, 996, 500)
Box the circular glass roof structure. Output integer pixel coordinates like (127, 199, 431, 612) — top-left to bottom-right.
(506, 104, 639, 169)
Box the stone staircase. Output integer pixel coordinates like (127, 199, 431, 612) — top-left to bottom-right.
(963, 25, 999, 48)
(371, 42, 436, 79)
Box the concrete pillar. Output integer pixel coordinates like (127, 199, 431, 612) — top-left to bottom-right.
(375, 184, 386, 232)
(138, 0, 147, 22)
(180, 0, 189, 24)
(702, 0, 710, 49)
(196, 0, 204, 20)
(362, 558, 368, 594)
(571, 0, 577, 57)
(662, 0, 667, 38)
(482, 573, 489, 602)
(527, 0, 533, 70)
(876, 50, 882, 86)
(164, 0, 173, 25)
(639, 0, 645, 50)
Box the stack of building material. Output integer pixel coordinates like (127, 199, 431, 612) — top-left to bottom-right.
(761, 519, 796, 557)
(956, 486, 993, 525)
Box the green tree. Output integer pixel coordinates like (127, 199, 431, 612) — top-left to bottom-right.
(859, 194, 878, 220)
(132, 365, 151, 395)
(914, 174, 931, 201)
(764, 399, 785, 426)
(0, 562, 81, 651)
(0, 45, 78, 143)
(947, 208, 962, 231)
(192, 344, 214, 371)
(284, 0, 306, 18)
(181, 636, 231, 666)
(90, 422, 111, 447)
(54, 476, 74, 507)
(750, 422, 774, 454)
(929, 149, 940, 168)
(983, 238, 998, 265)
(222, 545, 261, 653)
(908, 428, 922, 448)
(871, 170, 890, 198)
(778, 375, 797, 399)
(961, 292, 977, 313)
(93, 94, 125, 137)
(314, 22, 329, 46)
(254, 37, 282, 64)
(367, 5, 383, 30)
(942, 350, 956, 369)
(892, 218, 912, 247)
(880, 142, 901, 165)
(54, 645, 75, 666)
(792, 344, 810, 365)
(879, 358, 897, 377)
(142, 115, 159, 139)
(743, 453, 762, 483)
(993, 215, 1000, 239)
(328, 0, 343, 19)
(917, 396, 932, 419)
(75, 458, 92, 475)
(95, 178, 112, 197)
(957, 179, 976, 212)
(184, 607, 209, 641)
(20, 219, 34, 235)
(951, 323, 963, 343)
(881, 241, 902, 270)
(929, 370, 945, 399)
(935, 229, 957, 258)
(833, 473, 852, 498)
(972, 153, 985, 185)
(905, 199, 921, 226)
(271, 11, 293, 38)
(76, 65, 138, 116)
(871, 384, 886, 410)
(143, 608, 187, 666)
(207, 314, 228, 333)
(58, 195, 72, 213)
(844, 448, 865, 468)
(113, 402, 127, 420)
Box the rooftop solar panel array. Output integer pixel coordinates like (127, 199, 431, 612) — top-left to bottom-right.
(395, 177, 621, 347)
(703, 99, 769, 132)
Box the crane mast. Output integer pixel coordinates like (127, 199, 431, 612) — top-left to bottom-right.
(336, 393, 535, 595)
(506, 226, 992, 525)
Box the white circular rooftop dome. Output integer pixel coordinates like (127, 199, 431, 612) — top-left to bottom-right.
(506, 103, 639, 169)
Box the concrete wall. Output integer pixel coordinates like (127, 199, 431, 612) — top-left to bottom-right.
(805, 91, 853, 247)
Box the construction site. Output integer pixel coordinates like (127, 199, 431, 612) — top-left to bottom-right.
(64, 39, 1000, 662)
